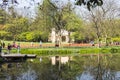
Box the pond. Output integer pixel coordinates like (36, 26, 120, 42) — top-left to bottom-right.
(0, 54, 120, 80)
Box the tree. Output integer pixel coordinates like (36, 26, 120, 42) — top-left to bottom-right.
(0, 9, 6, 24)
(0, 9, 6, 30)
(34, 0, 94, 44)
(1, 0, 103, 10)
(86, 0, 120, 47)
(76, 0, 103, 10)
(0, 0, 104, 42)
(40, 0, 84, 45)
(61, 1, 84, 43)
(29, 0, 55, 32)
(28, 0, 56, 42)
(4, 17, 29, 40)
(35, 0, 67, 46)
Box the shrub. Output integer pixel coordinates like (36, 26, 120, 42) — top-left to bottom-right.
(20, 49, 73, 56)
(16, 32, 29, 41)
(110, 48, 119, 53)
(112, 38, 120, 42)
(0, 31, 12, 40)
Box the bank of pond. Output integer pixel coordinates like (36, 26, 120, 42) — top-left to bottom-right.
(2, 47, 120, 56)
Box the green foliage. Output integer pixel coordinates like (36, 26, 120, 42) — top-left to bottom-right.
(63, 11, 83, 31)
(110, 48, 119, 53)
(3, 17, 29, 40)
(0, 9, 6, 24)
(26, 32, 34, 41)
(112, 38, 120, 42)
(72, 32, 85, 43)
(79, 48, 101, 54)
(16, 32, 29, 41)
(0, 31, 12, 40)
(16, 31, 49, 42)
(76, 0, 103, 10)
(20, 49, 73, 56)
(26, 31, 48, 42)
(1, 0, 120, 44)
(79, 47, 120, 54)
(6, 47, 120, 56)
(3, 19, 28, 40)
(4, 18, 28, 32)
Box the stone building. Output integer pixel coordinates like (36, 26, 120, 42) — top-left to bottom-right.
(49, 28, 69, 43)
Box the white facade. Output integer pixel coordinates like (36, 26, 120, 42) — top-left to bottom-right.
(51, 28, 56, 43)
(49, 28, 69, 43)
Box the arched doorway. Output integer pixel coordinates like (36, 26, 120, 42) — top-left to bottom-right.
(62, 36, 66, 42)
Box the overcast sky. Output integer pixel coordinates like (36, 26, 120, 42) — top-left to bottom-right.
(1, 0, 120, 20)
(15, 0, 76, 18)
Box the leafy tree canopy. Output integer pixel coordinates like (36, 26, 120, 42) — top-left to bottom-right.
(76, 0, 103, 10)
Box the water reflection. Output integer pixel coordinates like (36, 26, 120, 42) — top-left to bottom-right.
(76, 54, 120, 80)
(0, 54, 120, 80)
(17, 68, 37, 80)
(0, 62, 37, 80)
(51, 56, 69, 65)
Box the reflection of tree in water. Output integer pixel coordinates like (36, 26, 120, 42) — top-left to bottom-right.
(76, 54, 120, 80)
(89, 54, 114, 80)
(30, 56, 83, 80)
(29, 55, 120, 80)
(0, 54, 120, 80)
(0, 62, 30, 80)
(30, 56, 72, 80)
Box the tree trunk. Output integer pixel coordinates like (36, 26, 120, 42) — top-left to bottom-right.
(55, 31, 62, 47)
(68, 31, 71, 46)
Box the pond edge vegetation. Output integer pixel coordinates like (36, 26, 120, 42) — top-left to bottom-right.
(7, 47, 120, 56)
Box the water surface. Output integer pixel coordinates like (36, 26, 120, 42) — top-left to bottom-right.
(0, 54, 120, 80)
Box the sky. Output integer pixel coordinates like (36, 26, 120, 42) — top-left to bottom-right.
(1, 0, 120, 20)
(0, 0, 42, 18)
(15, 0, 42, 18)
(15, 0, 76, 18)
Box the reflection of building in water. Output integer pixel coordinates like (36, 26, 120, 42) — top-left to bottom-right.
(51, 56, 69, 65)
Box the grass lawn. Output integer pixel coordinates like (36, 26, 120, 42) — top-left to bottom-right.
(2, 40, 57, 48)
(1, 46, 120, 56)
(1, 40, 120, 56)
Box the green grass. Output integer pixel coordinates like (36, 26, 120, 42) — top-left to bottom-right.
(1, 40, 120, 56)
(1, 46, 120, 56)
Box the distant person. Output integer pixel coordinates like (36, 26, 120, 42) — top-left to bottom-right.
(90, 41, 95, 46)
(2, 41, 5, 48)
(7, 43, 12, 54)
(31, 42, 33, 47)
(17, 43, 20, 54)
(39, 57, 42, 62)
(12, 41, 17, 48)
(55, 41, 59, 47)
(0, 40, 2, 54)
(40, 40, 42, 47)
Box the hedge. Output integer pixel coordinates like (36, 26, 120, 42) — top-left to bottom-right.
(3, 47, 120, 56)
